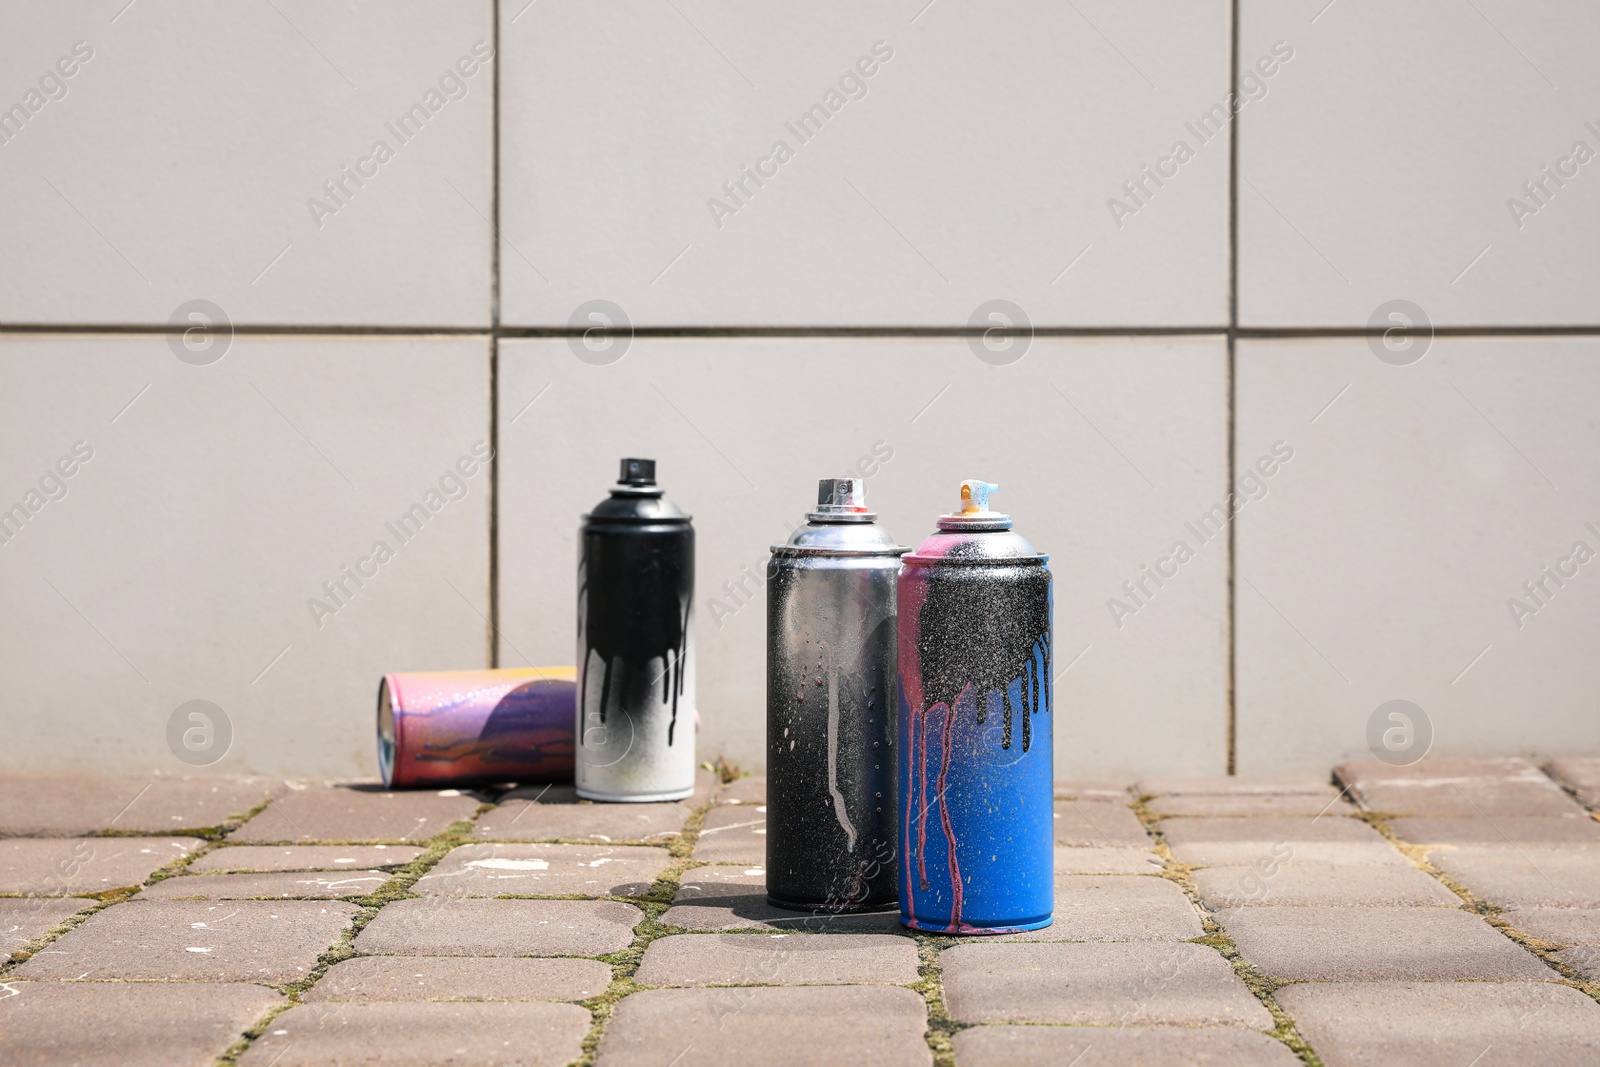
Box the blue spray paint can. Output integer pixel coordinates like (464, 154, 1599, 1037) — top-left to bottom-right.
(897, 480, 1053, 933)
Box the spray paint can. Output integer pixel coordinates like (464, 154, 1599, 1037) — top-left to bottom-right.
(897, 480, 1053, 934)
(766, 478, 906, 912)
(377, 668, 576, 789)
(576, 458, 696, 802)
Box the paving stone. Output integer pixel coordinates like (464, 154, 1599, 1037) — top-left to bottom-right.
(1160, 816, 1396, 867)
(1053, 799, 1150, 847)
(664, 866, 900, 933)
(1, 897, 92, 952)
(594, 986, 930, 1067)
(140, 870, 394, 900)
(994, 875, 1203, 942)
(17, 899, 360, 983)
(475, 785, 691, 843)
(952, 1025, 1304, 1067)
(0, 837, 203, 894)
(692, 804, 766, 864)
(1335, 757, 1582, 817)
(0, 773, 284, 836)
(354, 897, 641, 956)
(693, 767, 722, 802)
(662, 897, 903, 934)
(1505, 908, 1600, 978)
(1275, 980, 1600, 1067)
(1556, 945, 1600, 980)
(233, 783, 481, 843)
(238, 1001, 592, 1067)
(1504, 907, 1600, 949)
(674, 864, 768, 898)
(1053, 780, 1132, 801)
(716, 775, 766, 805)
(192, 845, 425, 872)
(940, 942, 1272, 1028)
(1193, 860, 1459, 908)
(1152, 794, 1356, 817)
(1053, 846, 1164, 875)
(1214, 905, 1555, 980)
(0, 980, 282, 1067)
(1391, 814, 1600, 846)
(1139, 775, 1338, 797)
(635, 932, 917, 986)
(1336, 756, 1549, 785)
(414, 842, 670, 898)
(1429, 846, 1600, 907)
(304, 955, 613, 1002)
(1547, 758, 1600, 809)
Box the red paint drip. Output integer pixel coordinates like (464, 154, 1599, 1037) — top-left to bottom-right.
(902, 704, 916, 919)
(936, 685, 968, 932)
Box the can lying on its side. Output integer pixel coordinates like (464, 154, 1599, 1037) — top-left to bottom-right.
(767, 477, 905, 912)
(378, 667, 576, 789)
(897, 480, 1054, 934)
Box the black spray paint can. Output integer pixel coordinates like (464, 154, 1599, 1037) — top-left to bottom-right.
(898, 480, 1053, 934)
(576, 458, 696, 801)
(767, 478, 906, 911)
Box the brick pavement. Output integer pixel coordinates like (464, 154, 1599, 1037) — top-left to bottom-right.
(1, 760, 1598, 1066)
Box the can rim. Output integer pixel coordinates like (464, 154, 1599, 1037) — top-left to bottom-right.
(900, 552, 1050, 566)
(769, 544, 908, 558)
(376, 676, 399, 788)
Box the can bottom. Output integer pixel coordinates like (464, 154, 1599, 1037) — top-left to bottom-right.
(766, 893, 898, 915)
(900, 914, 1054, 936)
(575, 786, 693, 803)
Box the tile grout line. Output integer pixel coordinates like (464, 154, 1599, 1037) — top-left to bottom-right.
(1129, 792, 1327, 1067)
(487, 0, 503, 669)
(8, 323, 1600, 338)
(1224, 0, 1241, 777)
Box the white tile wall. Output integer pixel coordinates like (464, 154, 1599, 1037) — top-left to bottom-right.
(497, 336, 1230, 779)
(499, 0, 1231, 327)
(1236, 336, 1600, 772)
(1238, 0, 1600, 326)
(0, 334, 490, 777)
(0, 2, 493, 327)
(2, 3, 1594, 778)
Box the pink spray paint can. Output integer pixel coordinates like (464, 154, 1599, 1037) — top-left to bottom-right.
(377, 668, 577, 789)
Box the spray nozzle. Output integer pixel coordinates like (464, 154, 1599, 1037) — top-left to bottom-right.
(806, 477, 874, 522)
(618, 458, 657, 487)
(817, 478, 868, 511)
(959, 480, 1000, 515)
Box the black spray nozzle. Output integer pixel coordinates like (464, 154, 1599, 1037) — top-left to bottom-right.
(618, 457, 656, 486)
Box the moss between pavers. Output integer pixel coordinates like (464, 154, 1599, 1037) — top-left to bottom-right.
(569, 789, 721, 1067)
(211, 806, 492, 1065)
(0, 835, 210, 972)
(1357, 809, 1600, 1009)
(87, 791, 280, 843)
(1131, 794, 1327, 1067)
(907, 935, 962, 1067)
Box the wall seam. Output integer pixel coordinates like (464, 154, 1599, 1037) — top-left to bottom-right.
(1226, 0, 1241, 776)
(487, 0, 503, 669)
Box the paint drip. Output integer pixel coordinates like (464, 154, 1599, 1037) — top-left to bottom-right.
(896, 480, 1054, 934)
(575, 458, 697, 802)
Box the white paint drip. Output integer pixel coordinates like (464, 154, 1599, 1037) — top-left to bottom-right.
(466, 858, 550, 871)
(825, 655, 857, 852)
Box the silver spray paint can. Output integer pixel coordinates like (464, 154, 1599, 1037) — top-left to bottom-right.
(766, 478, 906, 911)
(576, 458, 696, 802)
